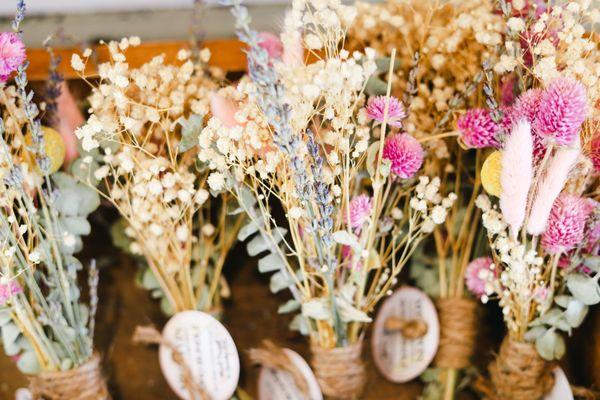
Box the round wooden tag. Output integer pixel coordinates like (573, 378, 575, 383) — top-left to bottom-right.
(372, 286, 440, 383)
(544, 367, 573, 400)
(257, 348, 322, 400)
(159, 310, 240, 400)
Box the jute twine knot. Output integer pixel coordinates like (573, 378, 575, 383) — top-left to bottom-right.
(384, 316, 428, 339)
(310, 339, 366, 399)
(475, 337, 554, 400)
(28, 353, 110, 400)
(435, 297, 477, 370)
(248, 340, 309, 396)
(133, 325, 208, 400)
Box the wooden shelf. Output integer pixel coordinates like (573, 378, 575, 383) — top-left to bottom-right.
(25, 39, 248, 81)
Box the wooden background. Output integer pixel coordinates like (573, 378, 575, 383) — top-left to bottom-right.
(0, 40, 599, 399)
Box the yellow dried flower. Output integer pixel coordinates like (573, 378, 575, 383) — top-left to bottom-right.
(25, 126, 66, 174)
(481, 150, 502, 197)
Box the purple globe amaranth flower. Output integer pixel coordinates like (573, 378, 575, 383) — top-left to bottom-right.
(0, 279, 22, 305)
(465, 257, 493, 299)
(383, 133, 424, 179)
(533, 77, 588, 146)
(348, 194, 373, 230)
(457, 108, 501, 148)
(542, 194, 596, 255)
(365, 96, 406, 128)
(0, 32, 26, 82)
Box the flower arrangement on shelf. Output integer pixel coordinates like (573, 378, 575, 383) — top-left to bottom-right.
(71, 39, 244, 316)
(449, 1, 600, 398)
(347, 1, 505, 398)
(0, 2, 108, 398)
(198, 0, 454, 397)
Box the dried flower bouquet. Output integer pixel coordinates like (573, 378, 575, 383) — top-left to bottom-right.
(198, 0, 454, 397)
(347, 1, 506, 398)
(72, 40, 244, 315)
(0, 2, 109, 398)
(448, 1, 600, 398)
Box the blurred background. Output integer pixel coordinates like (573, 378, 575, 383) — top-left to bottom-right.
(0, 0, 288, 45)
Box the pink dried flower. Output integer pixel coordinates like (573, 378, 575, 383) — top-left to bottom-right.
(209, 92, 239, 128)
(258, 32, 283, 60)
(348, 194, 373, 230)
(542, 194, 595, 255)
(365, 96, 406, 128)
(56, 82, 83, 164)
(509, 89, 548, 159)
(341, 245, 363, 270)
(533, 77, 587, 146)
(0, 32, 26, 82)
(590, 134, 600, 172)
(0, 280, 22, 305)
(457, 108, 500, 148)
(465, 257, 493, 298)
(383, 133, 424, 179)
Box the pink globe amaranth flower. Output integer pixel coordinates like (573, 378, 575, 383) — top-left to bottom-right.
(457, 108, 501, 148)
(348, 194, 373, 230)
(541, 194, 595, 255)
(365, 96, 406, 128)
(0, 280, 22, 305)
(0, 32, 26, 82)
(258, 32, 283, 60)
(465, 257, 493, 298)
(507, 91, 548, 159)
(590, 134, 600, 172)
(383, 133, 424, 179)
(533, 77, 588, 146)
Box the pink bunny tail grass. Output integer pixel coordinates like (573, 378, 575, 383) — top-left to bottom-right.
(500, 120, 534, 236)
(258, 32, 284, 60)
(56, 82, 84, 163)
(209, 92, 239, 128)
(526, 140, 581, 235)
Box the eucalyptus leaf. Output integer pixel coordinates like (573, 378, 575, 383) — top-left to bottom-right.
(141, 268, 161, 290)
(301, 299, 331, 321)
(289, 314, 308, 335)
(366, 141, 381, 178)
(238, 220, 261, 242)
(2, 322, 20, 350)
(278, 299, 300, 314)
(269, 271, 293, 293)
(258, 253, 285, 273)
(0, 309, 11, 326)
(60, 216, 91, 236)
(16, 350, 41, 374)
(564, 299, 588, 328)
(365, 76, 388, 96)
(175, 114, 205, 153)
(332, 230, 360, 252)
(524, 326, 547, 342)
(247, 235, 269, 257)
(554, 295, 571, 308)
(566, 274, 600, 305)
(535, 329, 565, 361)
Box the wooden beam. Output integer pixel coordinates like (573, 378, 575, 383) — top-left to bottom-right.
(25, 39, 247, 81)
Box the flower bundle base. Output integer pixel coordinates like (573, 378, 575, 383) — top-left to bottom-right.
(482, 338, 554, 400)
(434, 297, 477, 370)
(28, 353, 110, 400)
(310, 340, 366, 399)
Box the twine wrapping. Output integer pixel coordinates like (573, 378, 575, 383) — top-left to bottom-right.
(133, 325, 207, 400)
(475, 337, 555, 400)
(248, 340, 309, 396)
(384, 316, 428, 339)
(310, 339, 366, 399)
(28, 353, 110, 400)
(435, 297, 477, 369)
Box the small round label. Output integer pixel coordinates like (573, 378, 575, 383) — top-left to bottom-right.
(258, 348, 323, 400)
(544, 367, 573, 400)
(159, 311, 240, 400)
(372, 286, 440, 383)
